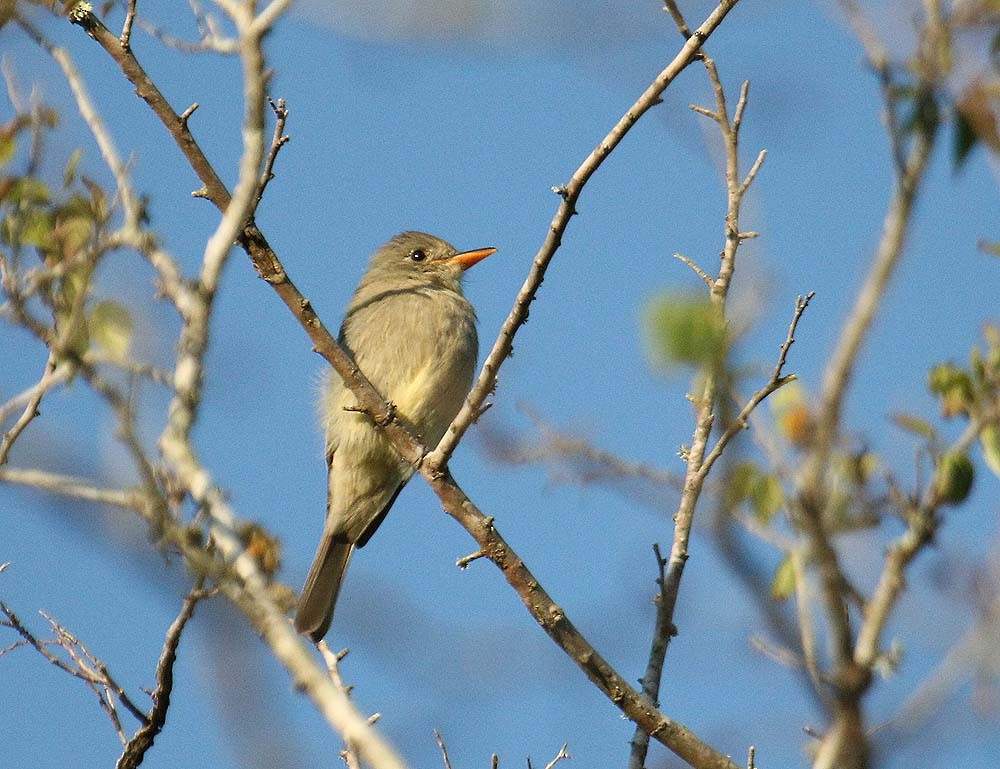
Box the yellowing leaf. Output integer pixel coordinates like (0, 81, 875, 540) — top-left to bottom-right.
(88, 300, 133, 361)
(771, 555, 796, 601)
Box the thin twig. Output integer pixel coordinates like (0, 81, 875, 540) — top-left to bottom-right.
(116, 580, 213, 769)
(543, 744, 571, 769)
(0, 467, 146, 510)
(253, 97, 290, 211)
(120, 0, 138, 48)
(434, 730, 454, 769)
(627, 545, 673, 768)
(673, 252, 714, 288)
(0, 353, 58, 465)
(697, 291, 815, 481)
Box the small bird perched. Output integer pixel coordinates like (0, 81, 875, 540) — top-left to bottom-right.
(295, 231, 495, 642)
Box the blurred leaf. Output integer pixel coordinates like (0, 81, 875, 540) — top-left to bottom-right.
(751, 473, 784, 523)
(901, 88, 940, 140)
(928, 363, 975, 417)
(771, 555, 796, 601)
(955, 81, 1000, 170)
(644, 293, 726, 370)
(979, 240, 1000, 258)
(891, 412, 937, 440)
(19, 209, 56, 250)
(779, 403, 812, 447)
(239, 522, 283, 578)
(981, 424, 1000, 478)
(81, 176, 107, 221)
(769, 379, 806, 413)
(63, 148, 83, 187)
(88, 300, 133, 361)
(726, 461, 759, 507)
(934, 451, 974, 504)
(954, 106, 979, 168)
(770, 380, 812, 446)
(9, 177, 50, 205)
(0, 134, 14, 166)
(55, 215, 94, 259)
(844, 451, 880, 486)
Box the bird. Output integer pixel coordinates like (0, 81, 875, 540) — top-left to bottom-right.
(294, 231, 495, 642)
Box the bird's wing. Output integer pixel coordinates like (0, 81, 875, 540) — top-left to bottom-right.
(355, 480, 405, 548)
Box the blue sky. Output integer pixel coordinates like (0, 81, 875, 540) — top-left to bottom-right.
(2, 2, 999, 768)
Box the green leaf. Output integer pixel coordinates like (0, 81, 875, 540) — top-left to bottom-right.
(19, 209, 56, 250)
(726, 461, 760, 507)
(771, 555, 796, 601)
(928, 363, 975, 417)
(644, 293, 726, 370)
(954, 107, 979, 170)
(9, 177, 50, 205)
(751, 473, 784, 523)
(980, 424, 1000, 479)
(934, 451, 974, 505)
(88, 300, 134, 361)
(64, 148, 83, 188)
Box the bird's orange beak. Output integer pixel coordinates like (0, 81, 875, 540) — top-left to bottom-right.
(447, 246, 496, 271)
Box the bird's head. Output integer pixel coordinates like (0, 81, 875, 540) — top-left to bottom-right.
(363, 231, 496, 293)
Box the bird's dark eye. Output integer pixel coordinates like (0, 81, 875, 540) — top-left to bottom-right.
(409, 249, 427, 262)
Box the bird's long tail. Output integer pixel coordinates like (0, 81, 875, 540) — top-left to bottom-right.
(295, 533, 353, 643)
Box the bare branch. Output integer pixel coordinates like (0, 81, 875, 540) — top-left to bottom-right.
(0, 354, 59, 466)
(627, 545, 673, 769)
(0, 467, 145, 510)
(673, 252, 714, 288)
(434, 730, 455, 769)
(543, 744, 571, 769)
(0, 603, 146, 743)
(47, 7, 407, 767)
(120, 0, 138, 48)
(253, 97, 290, 211)
(698, 291, 815, 480)
(116, 581, 213, 769)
